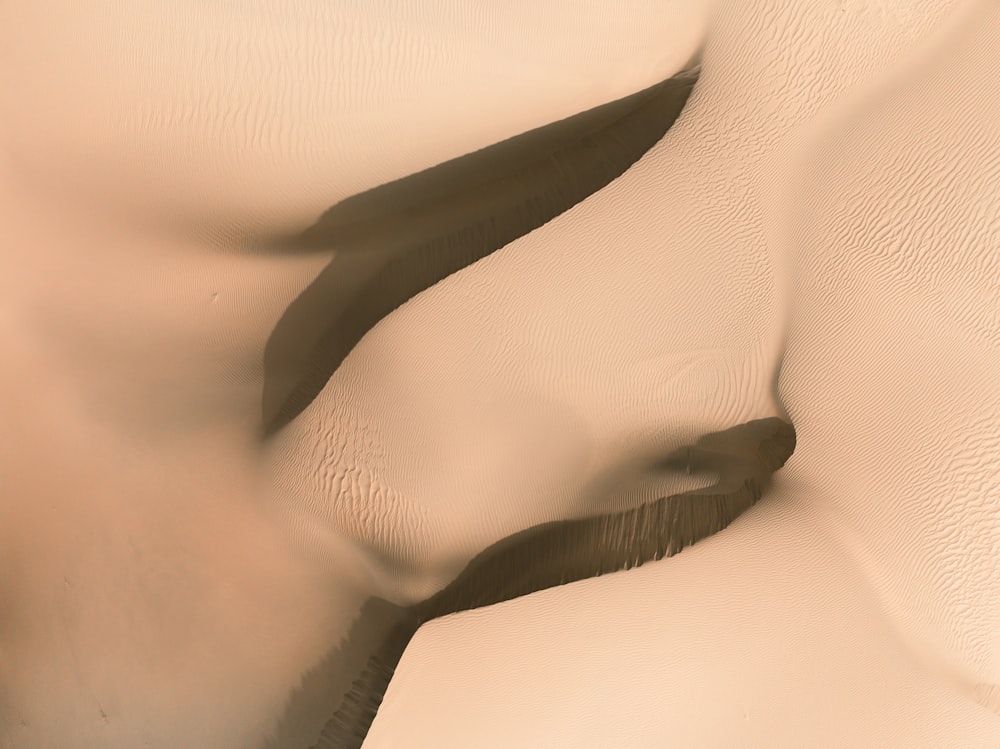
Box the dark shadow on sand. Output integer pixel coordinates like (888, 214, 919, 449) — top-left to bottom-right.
(259, 417, 794, 749)
(260, 61, 701, 437)
(258, 597, 419, 749)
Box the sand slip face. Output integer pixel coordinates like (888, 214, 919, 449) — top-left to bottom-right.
(2, 1, 998, 748)
(362, 0, 1000, 746)
(0, 0, 705, 245)
(0, 2, 717, 748)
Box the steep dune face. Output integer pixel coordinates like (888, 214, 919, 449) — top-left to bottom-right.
(0, 0, 706, 246)
(260, 70, 701, 435)
(2, 1, 998, 749)
(363, 0, 1000, 746)
(0, 3, 717, 749)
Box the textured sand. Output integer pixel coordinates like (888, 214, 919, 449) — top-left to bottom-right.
(261, 67, 700, 435)
(365, 0, 1000, 746)
(1, 0, 998, 748)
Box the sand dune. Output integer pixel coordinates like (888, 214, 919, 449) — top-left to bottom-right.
(1, 0, 998, 748)
(261, 66, 699, 435)
(364, 0, 1000, 746)
(275, 418, 794, 748)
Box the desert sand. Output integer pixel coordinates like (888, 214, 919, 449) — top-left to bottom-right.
(1, 0, 998, 748)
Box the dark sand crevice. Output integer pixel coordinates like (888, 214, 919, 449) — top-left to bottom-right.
(411, 417, 795, 623)
(260, 60, 701, 436)
(259, 598, 420, 749)
(266, 417, 794, 749)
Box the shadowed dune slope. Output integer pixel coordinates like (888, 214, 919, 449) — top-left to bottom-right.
(261, 64, 699, 435)
(359, 1, 1000, 746)
(6, 0, 998, 747)
(259, 417, 794, 749)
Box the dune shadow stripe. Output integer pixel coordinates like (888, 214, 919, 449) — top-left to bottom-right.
(410, 417, 795, 623)
(258, 597, 419, 749)
(258, 417, 794, 749)
(260, 62, 700, 437)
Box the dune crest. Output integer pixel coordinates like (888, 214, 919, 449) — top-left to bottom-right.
(3, 0, 998, 748)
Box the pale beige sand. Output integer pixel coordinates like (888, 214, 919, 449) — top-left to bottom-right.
(297, 418, 794, 748)
(0, 4, 710, 747)
(365, 0, 1000, 746)
(260, 67, 700, 435)
(1, 0, 998, 748)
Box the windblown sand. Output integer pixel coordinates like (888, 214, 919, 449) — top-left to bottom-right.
(1, 0, 997, 748)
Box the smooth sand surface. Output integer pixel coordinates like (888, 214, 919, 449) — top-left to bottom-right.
(365, 0, 1000, 746)
(261, 67, 700, 435)
(1, 0, 998, 747)
(293, 418, 794, 748)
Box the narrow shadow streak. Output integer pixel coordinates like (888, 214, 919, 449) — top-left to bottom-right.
(260, 61, 700, 436)
(259, 417, 794, 749)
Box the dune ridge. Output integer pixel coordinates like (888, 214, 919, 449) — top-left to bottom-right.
(261, 417, 794, 749)
(361, 1, 1000, 746)
(2, 0, 998, 747)
(262, 62, 700, 435)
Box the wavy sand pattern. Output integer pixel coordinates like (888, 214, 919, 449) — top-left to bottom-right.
(1, 0, 998, 748)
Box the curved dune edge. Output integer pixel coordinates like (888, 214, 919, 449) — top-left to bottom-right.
(353, 3, 1000, 746)
(258, 417, 794, 749)
(6, 0, 993, 744)
(261, 61, 700, 436)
